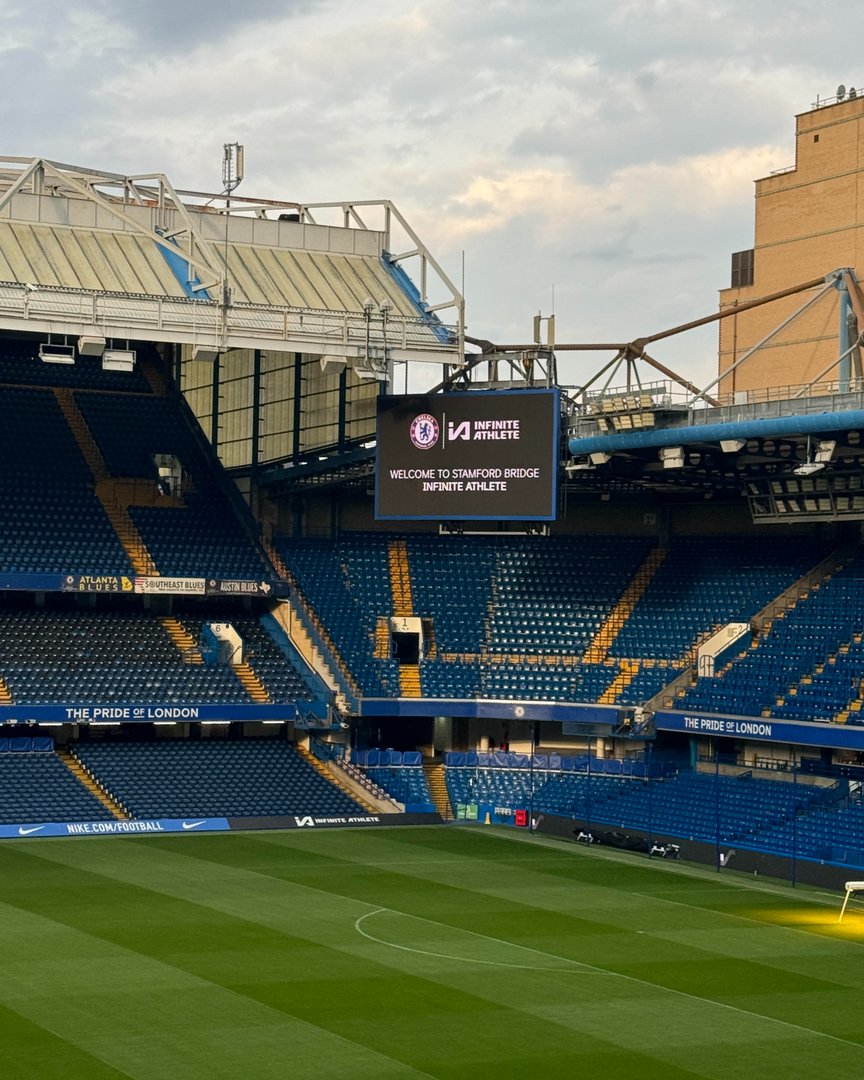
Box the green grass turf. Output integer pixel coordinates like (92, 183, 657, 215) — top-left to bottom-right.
(0, 826, 863, 1080)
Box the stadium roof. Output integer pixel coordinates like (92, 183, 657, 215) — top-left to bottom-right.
(0, 157, 463, 366)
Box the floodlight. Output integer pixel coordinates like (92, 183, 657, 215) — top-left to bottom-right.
(659, 446, 684, 469)
(102, 349, 136, 372)
(38, 343, 75, 364)
(354, 360, 388, 382)
(77, 334, 105, 357)
(794, 461, 824, 477)
(191, 345, 220, 362)
(320, 354, 347, 375)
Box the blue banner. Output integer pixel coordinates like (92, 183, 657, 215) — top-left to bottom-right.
(0, 817, 230, 839)
(0, 572, 289, 597)
(0, 572, 65, 592)
(360, 697, 617, 724)
(0, 701, 326, 723)
(62, 574, 134, 593)
(654, 710, 864, 751)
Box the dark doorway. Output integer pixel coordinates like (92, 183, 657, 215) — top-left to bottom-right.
(391, 631, 420, 663)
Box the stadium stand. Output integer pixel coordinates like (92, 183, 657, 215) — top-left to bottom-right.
(0, 385, 132, 575)
(352, 748, 435, 810)
(0, 739, 115, 824)
(72, 739, 366, 819)
(680, 550, 864, 722)
(0, 601, 251, 705)
(276, 531, 834, 708)
(4, 149, 864, 892)
(76, 391, 274, 580)
(607, 536, 828, 660)
(278, 536, 401, 696)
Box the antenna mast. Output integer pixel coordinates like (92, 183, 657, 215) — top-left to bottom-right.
(219, 142, 244, 333)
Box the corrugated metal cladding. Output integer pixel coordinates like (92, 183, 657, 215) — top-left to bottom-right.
(0, 220, 186, 296)
(0, 219, 419, 316)
(226, 246, 417, 315)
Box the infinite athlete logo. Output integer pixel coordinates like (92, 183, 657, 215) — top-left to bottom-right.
(409, 413, 439, 450)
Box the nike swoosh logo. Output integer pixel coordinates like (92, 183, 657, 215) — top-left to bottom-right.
(181, 820, 207, 830)
(18, 825, 45, 836)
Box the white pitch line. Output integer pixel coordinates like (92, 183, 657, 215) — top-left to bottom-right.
(353, 904, 864, 1051)
(355, 908, 598, 973)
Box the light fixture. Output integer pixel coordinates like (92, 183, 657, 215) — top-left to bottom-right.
(39, 343, 75, 364)
(77, 334, 105, 357)
(320, 354, 347, 375)
(191, 345, 220, 362)
(102, 349, 136, 372)
(589, 452, 611, 465)
(659, 446, 684, 469)
(793, 436, 830, 476)
(352, 360, 388, 381)
(794, 461, 824, 476)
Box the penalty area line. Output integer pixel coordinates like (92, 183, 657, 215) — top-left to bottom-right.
(354, 907, 604, 974)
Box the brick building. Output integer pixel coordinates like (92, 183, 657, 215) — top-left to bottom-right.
(718, 91, 864, 396)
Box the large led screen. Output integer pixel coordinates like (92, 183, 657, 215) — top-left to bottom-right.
(375, 389, 560, 520)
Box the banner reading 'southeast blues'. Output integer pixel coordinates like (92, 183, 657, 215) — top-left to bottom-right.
(375, 390, 559, 520)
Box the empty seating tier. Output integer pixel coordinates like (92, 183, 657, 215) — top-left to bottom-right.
(73, 739, 366, 819)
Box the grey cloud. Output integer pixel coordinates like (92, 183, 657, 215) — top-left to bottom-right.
(0, 0, 853, 397)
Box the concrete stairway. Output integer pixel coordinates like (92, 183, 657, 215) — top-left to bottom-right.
(160, 617, 204, 664)
(388, 538, 413, 617)
(57, 748, 128, 820)
(583, 547, 667, 663)
(233, 660, 270, 702)
(295, 743, 378, 813)
(271, 598, 354, 712)
(54, 387, 159, 577)
(423, 760, 453, 820)
(399, 663, 422, 698)
(598, 658, 639, 705)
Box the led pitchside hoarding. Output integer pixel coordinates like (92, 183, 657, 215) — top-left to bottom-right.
(375, 389, 560, 520)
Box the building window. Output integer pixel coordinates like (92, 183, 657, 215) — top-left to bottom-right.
(731, 248, 754, 288)
(814, 133, 820, 143)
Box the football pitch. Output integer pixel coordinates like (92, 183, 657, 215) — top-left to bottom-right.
(1, 825, 863, 1079)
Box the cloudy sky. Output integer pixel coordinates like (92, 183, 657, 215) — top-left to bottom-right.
(0, 0, 856, 390)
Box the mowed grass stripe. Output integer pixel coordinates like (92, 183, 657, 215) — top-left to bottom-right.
(20, 825, 864, 1054)
(0, 837, 698, 1077)
(206, 827, 864, 1003)
(0, 828, 861, 1078)
(0, 838, 695, 1080)
(0, 846, 446, 1080)
(0, 1002, 135, 1080)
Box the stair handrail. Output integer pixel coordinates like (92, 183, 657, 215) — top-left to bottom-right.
(278, 589, 360, 712)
